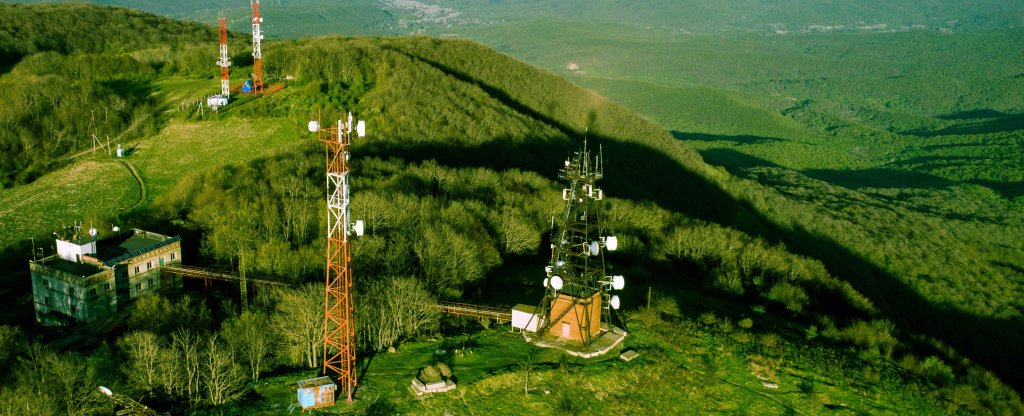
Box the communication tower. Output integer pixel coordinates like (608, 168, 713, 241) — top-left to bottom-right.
(250, 0, 264, 95)
(308, 113, 366, 403)
(533, 140, 625, 347)
(217, 17, 230, 98)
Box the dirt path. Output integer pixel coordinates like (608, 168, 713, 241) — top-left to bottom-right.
(120, 159, 147, 210)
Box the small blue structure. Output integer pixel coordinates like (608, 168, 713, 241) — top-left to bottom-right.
(241, 79, 254, 93)
(296, 377, 336, 411)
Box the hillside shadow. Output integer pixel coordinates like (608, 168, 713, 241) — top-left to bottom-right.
(802, 168, 954, 190)
(969, 179, 1024, 199)
(937, 109, 1011, 120)
(361, 134, 737, 223)
(696, 148, 779, 172)
(905, 110, 1024, 137)
(371, 43, 1024, 390)
(361, 133, 1024, 391)
(672, 131, 786, 145)
(0, 240, 38, 328)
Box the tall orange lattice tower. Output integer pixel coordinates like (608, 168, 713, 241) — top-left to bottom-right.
(310, 114, 366, 403)
(249, 1, 264, 95)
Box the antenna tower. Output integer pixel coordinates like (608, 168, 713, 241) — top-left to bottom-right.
(217, 17, 230, 97)
(250, 0, 264, 95)
(534, 140, 625, 347)
(310, 113, 366, 404)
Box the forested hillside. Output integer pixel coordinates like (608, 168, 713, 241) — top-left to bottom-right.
(0, 3, 249, 187)
(0, 4, 1020, 414)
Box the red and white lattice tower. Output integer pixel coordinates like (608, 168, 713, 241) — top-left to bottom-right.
(250, 0, 264, 95)
(310, 113, 365, 403)
(217, 17, 230, 97)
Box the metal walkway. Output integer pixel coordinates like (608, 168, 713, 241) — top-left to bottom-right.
(436, 301, 511, 322)
(162, 265, 294, 287)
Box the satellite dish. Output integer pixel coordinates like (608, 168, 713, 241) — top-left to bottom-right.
(543, 278, 549, 287)
(605, 236, 618, 251)
(353, 220, 365, 237)
(612, 275, 625, 290)
(589, 241, 599, 256)
(88, 228, 97, 237)
(112, 226, 120, 232)
(550, 275, 563, 290)
(356, 120, 366, 138)
(610, 295, 621, 310)
(564, 159, 570, 167)
(308, 120, 320, 133)
(98, 386, 113, 397)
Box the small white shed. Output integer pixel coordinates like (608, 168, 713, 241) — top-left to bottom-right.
(207, 95, 228, 109)
(512, 304, 541, 332)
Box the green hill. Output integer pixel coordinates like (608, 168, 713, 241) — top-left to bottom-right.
(0, 4, 1020, 414)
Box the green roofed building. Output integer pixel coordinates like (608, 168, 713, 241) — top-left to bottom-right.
(29, 228, 182, 326)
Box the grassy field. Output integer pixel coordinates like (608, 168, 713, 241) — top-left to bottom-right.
(0, 106, 304, 249)
(129, 116, 304, 199)
(238, 318, 949, 415)
(0, 158, 137, 247)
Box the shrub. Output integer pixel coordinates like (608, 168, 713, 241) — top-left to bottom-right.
(435, 362, 452, 379)
(919, 356, 955, 387)
(805, 325, 818, 340)
(652, 295, 681, 319)
(765, 282, 809, 313)
(418, 365, 441, 384)
(738, 318, 754, 329)
(797, 377, 815, 394)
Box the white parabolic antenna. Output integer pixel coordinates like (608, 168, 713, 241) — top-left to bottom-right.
(543, 277, 549, 287)
(612, 275, 625, 290)
(356, 120, 366, 138)
(610, 295, 621, 310)
(88, 228, 97, 237)
(605, 236, 618, 251)
(589, 241, 600, 256)
(353, 220, 365, 237)
(550, 275, 563, 290)
(308, 120, 320, 132)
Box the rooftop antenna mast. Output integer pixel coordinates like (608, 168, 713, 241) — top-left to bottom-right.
(217, 17, 230, 98)
(250, 0, 264, 95)
(309, 112, 366, 404)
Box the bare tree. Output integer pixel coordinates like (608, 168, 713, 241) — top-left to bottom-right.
(118, 331, 161, 392)
(360, 276, 439, 351)
(13, 344, 105, 415)
(156, 348, 181, 398)
(498, 214, 539, 254)
(171, 329, 203, 404)
(518, 344, 539, 396)
(204, 334, 246, 406)
(223, 310, 276, 381)
(271, 284, 324, 368)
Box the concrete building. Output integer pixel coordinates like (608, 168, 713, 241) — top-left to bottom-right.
(30, 228, 182, 326)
